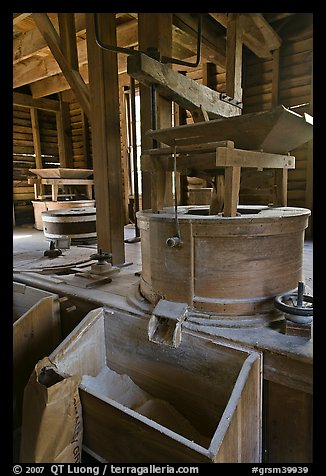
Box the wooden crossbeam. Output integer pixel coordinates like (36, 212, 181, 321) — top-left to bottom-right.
(210, 12, 281, 58)
(141, 146, 295, 173)
(13, 92, 60, 111)
(128, 52, 241, 119)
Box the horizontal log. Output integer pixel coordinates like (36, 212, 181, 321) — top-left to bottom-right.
(216, 148, 295, 169)
(127, 52, 242, 119)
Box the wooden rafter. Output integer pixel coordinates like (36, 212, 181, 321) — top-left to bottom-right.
(210, 12, 281, 58)
(13, 13, 32, 25)
(31, 13, 90, 117)
(13, 13, 86, 63)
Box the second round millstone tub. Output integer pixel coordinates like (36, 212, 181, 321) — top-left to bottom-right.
(136, 205, 311, 326)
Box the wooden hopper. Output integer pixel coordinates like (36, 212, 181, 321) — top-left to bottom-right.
(147, 105, 313, 154)
(29, 168, 93, 179)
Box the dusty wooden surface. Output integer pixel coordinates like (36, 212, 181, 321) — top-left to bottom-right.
(127, 52, 242, 120)
(13, 226, 313, 462)
(13, 290, 61, 429)
(147, 105, 313, 154)
(51, 308, 262, 463)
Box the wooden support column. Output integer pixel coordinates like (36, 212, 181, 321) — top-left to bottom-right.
(119, 85, 131, 224)
(30, 108, 44, 196)
(86, 13, 125, 264)
(224, 166, 241, 217)
(175, 72, 188, 206)
(138, 13, 173, 211)
(272, 47, 287, 206)
(56, 94, 73, 168)
(226, 13, 243, 103)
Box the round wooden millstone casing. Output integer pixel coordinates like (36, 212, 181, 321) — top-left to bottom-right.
(137, 205, 311, 324)
(42, 207, 97, 244)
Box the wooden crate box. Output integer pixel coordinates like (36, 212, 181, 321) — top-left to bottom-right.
(50, 307, 262, 463)
(13, 283, 61, 429)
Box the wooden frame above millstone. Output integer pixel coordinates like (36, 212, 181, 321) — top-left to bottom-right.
(127, 52, 242, 119)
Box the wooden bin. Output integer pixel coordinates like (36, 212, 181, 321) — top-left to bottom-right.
(32, 200, 95, 231)
(50, 307, 262, 463)
(13, 282, 61, 429)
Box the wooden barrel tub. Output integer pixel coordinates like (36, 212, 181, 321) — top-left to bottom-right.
(137, 205, 310, 324)
(42, 207, 97, 244)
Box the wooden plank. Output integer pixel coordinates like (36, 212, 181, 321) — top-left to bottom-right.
(271, 48, 280, 107)
(32, 13, 90, 118)
(56, 95, 73, 168)
(13, 13, 32, 24)
(215, 354, 262, 462)
(13, 295, 61, 428)
(13, 13, 86, 63)
(138, 14, 174, 212)
(263, 381, 312, 463)
(172, 13, 226, 69)
(216, 148, 295, 169)
(127, 52, 242, 119)
(274, 169, 288, 206)
(29, 108, 44, 196)
(86, 13, 125, 264)
(224, 166, 241, 217)
(13, 92, 60, 112)
(210, 13, 281, 58)
(147, 105, 313, 154)
(50, 309, 261, 463)
(226, 13, 243, 103)
(58, 13, 79, 70)
(14, 18, 135, 89)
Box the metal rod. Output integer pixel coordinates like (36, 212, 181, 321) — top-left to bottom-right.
(297, 281, 304, 307)
(173, 146, 182, 242)
(130, 76, 140, 238)
(150, 83, 158, 149)
(94, 13, 202, 69)
(93, 13, 137, 55)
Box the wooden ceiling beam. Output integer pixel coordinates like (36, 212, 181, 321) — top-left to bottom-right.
(13, 18, 137, 89)
(30, 53, 129, 98)
(13, 91, 60, 111)
(13, 13, 86, 63)
(209, 12, 281, 58)
(13, 13, 32, 25)
(32, 13, 90, 117)
(173, 13, 226, 68)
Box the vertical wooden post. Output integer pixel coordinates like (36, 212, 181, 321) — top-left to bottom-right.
(226, 13, 243, 103)
(86, 13, 125, 264)
(224, 166, 241, 217)
(272, 47, 287, 206)
(119, 85, 131, 224)
(30, 108, 44, 196)
(56, 95, 73, 168)
(138, 13, 173, 212)
(271, 49, 280, 108)
(58, 13, 79, 70)
(175, 71, 188, 205)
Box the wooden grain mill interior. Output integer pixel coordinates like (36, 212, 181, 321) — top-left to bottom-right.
(13, 13, 313, 464)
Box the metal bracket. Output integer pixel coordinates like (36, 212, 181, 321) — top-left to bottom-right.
(220, 93, 243, 109)
(148, 299, 188, 348)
